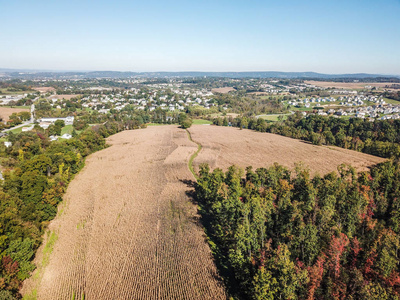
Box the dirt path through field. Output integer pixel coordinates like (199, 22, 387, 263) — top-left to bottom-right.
(22, 126, 226, 300)
(188, 125, 385, 175)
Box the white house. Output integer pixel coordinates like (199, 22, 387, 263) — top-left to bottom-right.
(22, 125, 34, 132)
(39, 122, 50, 129)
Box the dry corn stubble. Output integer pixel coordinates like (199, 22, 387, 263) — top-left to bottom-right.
(22, 125, 226, 300)
(0, 107, 30, 122)
(188, 125, 385, 175)
(22, 124, 384, 300)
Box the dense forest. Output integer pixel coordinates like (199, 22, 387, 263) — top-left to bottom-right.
(195, 161, 400, 299)
(0, 120, 145, 299)
(214, 114, 400, 159)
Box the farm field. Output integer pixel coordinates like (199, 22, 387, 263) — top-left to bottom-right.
(32, 87, 56, 93)
(22, 126, 226, 300)
(188, 125, 386, 175)
(211, 87, 235, 94)
(21, 125, 387, 300)
(0, 106, 29, 122)
(305, 80, 396, 90)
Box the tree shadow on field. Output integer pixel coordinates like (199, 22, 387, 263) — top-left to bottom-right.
(180, 178, 196, 189)
(179, 179, 200, 226)
(179, 178, 234, 298)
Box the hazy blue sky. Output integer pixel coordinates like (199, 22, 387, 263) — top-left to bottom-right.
(0, 0, 399, 74)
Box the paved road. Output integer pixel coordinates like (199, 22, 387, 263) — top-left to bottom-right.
(2, 121, 33, 133)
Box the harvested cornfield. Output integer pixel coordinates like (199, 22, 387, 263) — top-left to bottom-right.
(188, 125, 385, 175)
(0, 107, 29, 122)
(22, 126, 226, 300)
(211, 87, 235, 94)
(305, 80, 397, 90)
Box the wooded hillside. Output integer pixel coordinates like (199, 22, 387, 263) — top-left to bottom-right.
(195, 162, 400, 299)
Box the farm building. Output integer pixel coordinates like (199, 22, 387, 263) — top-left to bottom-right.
(39, 116, 74, 125)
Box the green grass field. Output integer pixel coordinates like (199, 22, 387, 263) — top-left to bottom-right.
(7, 125, 33, 134)
(61, 125, 74, 135)
(9, 127, 23, 134)
(192, 119, 212, 125)
(257, 114, 290, 122)
(0, 88, 35, 95)
(384, 98, 400, 105)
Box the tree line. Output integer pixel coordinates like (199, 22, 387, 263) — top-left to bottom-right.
(195, 161, 400, 299)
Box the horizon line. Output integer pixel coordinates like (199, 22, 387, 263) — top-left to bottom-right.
(1, 68, 399, 77)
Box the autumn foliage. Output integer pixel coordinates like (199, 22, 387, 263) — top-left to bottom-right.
(196, 161, 400, 299)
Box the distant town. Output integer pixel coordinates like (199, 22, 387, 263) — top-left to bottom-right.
(1, 75, 400, 137)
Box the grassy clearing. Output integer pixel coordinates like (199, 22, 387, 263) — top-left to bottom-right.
(0, 88, 35, 95)
(61, 125, 74, 135)
(192, 119, 212, 125)
(11, 127, 23, 134)
(22, 230, 58, 300)
(384, 97, 400, 105)
(42, 231, 58, 267)
(186, 129, 202, 180)
(22, 289, 37, 300)
(8, 126, 25, 134)
(257, 114, 290, 122)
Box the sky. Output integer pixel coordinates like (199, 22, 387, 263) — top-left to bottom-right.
(0, 0, 399, 74)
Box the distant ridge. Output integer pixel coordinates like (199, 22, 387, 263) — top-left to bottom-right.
(0, 68, 399, 80)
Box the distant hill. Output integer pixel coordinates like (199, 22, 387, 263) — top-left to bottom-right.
(0, 68, 399, 80)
